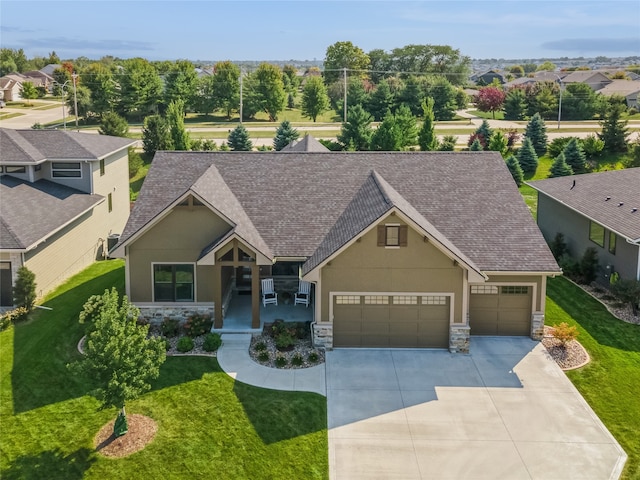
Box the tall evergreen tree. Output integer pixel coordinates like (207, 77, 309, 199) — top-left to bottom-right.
(503, 88, 527, 121)
(273, 120, 299, 151)
(505, 155, 524, 187)
(561, 138, 586, 174)
(549, 152, 574, 177)
(337, 104, 373, 151)
(141, 114, 173, 156)
(367, 80, 394, 121)
(475, 119, 494, 147)
(598, 95, 629, 152)
(394, 104, 418, 148)
(524, 112, 548, 156)
(166, 99, 190, 150)
(418, 97, 437, 151)
(370, 112, 402, 151)
(227, 124, 253, 151)
(517, 137, 539, 176)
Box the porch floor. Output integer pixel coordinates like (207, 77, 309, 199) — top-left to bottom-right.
(213, 292, 314, 333)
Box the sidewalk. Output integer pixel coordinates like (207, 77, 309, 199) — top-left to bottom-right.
(216, 333, 326, 396)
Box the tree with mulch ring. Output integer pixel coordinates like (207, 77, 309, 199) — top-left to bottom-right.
(541, 323, 590, 370)
(69, 288, 166, 448)
(94, 414, 159, 457)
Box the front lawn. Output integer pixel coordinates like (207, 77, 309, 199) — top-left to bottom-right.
(546, 277, 640, 479)
(0, 260, 328, 479)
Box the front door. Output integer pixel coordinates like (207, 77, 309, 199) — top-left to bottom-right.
(0, 262, 13, 306)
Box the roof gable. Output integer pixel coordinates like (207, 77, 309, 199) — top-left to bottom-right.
(281, 134, 329, 152)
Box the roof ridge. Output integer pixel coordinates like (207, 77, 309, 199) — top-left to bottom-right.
(0, 128, 45, 163)
(369, 170, 393, 206)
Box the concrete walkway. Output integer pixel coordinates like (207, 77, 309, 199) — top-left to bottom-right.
(216, 333, 326, 396)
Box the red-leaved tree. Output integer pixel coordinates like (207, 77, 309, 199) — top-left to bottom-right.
(476, 86, 506, 119)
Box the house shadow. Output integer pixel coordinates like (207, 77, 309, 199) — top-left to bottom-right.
(326, 337, 537, 429)
(1, 448, 95, 480)
(232, 381, 327, 444)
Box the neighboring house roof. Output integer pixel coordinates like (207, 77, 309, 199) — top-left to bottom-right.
(0, 128, 135, 165)
(280, 134, 329, 152)
(528, 168, 640, 242)
(40, 64, 61, 76)
(119, 151, 559, 273)
(0, 176, 104, 250)
(596, 80, 640, 97)
(561, 70, 611, 84)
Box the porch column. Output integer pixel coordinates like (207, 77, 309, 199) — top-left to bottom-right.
(213, 264, 223, 329)
(251, 264, 260, 328)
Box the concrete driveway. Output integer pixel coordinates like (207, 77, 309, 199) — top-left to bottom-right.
(326, 337, 626, 480)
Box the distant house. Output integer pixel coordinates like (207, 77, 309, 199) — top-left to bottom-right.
(596, 80, 640, 109)
(561, 71, 611, 91)
(40, 64, 61, 77)
(280, 134, 329, 152)
(112, 151, 559, 351)
(528, 168, 640, 283)
(470, 70, 506, 85)
(0, 74, 25, 101)
(0, 128, 135, 306)
(22, 70, 54, 92)
(503, 71, 565, 90)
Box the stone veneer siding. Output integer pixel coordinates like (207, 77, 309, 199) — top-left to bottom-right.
(137, 304, 214, 324)
(531, 313, 545, 340)
(449, 325, 470, 353)
(312, 323, 333, 349)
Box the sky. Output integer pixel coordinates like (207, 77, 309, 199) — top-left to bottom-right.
(1, 0, 639, 62)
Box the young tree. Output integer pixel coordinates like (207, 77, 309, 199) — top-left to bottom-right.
(166, 99, 190, 150)
(505, 155, 524, 187)
(142, 114, 173, 156)
(367, 80, 395, 121)
(524, 113, 548, 156)
(438, 135, 457, 151)
(469, 138, 483, 151)
(562, 138, 586, 174)
(70, 288, 165, 437)
(253, 63, 286, 121)
(337, 104, 373, 151)
(99, 112, 129, 137)
(549, 152, 574, 177)
(394, 104, 418, 148)
(488, 130, 508, 156)
(370, 112, 402, 151)
(273, 120, 299, 151)
(475, 86, 506, 119)
(227, 124, 253, 151)
(13, 266, 36, 312)
(418, 98, 438, 151)
(475, 119, 494, 144)
(20, 81, 39, 105)
(517, 137, 539, 176)
(300, 76, 330, 122)
(503, 88, 527, 121)
(598, 95, 629, 152)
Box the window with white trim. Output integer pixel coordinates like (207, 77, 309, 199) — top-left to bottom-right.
(335, 295, 361, 304)
(153, 264, 194, 302)
(421, 296, 447, 305)
(52, 162, 81, 178)
(393, 295, 418, 305)
(471, 285, 499, 294)
(364, 295, 389, 305)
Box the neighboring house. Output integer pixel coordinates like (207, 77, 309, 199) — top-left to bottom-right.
(280, 134, 329, 152)
(470, 69, 506, 85)
(22, 70, 54, 92)
(503, 71, 565, 90)
(40, 64, 61, 77)
(112, 151, 560, 352)
(528, 168, 640, 283)
(561, 71, 612, 91)
(596, 80, 640, 109)
(0, 74, 24, 101)
(0, 128, 135, 306)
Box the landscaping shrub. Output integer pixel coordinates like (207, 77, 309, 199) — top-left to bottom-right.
(579, 247, 599, 284)
(291, 353, 304, 366)
(203, 333, 222, 352)
(254, 341, 267, 351)
(547, 137, 575, 158)
(549, 232, 568, 260)
(258, 351, 270, 362)
(308, 351, 319, 363)
(176, 336, 194, 353)
(183, 314, 213, 337)
(275, 354, 288, 368)
(275, 332, 295, 350)
(0, 307, 28, 331)
(13, 266, 36, 313)
(161, 318, 181, 337)
(610, 278, 640, 315)
(551, 322, 579, 346)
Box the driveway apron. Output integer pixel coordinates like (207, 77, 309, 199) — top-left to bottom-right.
(326, 337, 626, 480)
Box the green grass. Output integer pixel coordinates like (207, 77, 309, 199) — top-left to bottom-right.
(467, 109, 505, 120)
(546, 277, 640, 480)
(129, 161, 152, 201)
(0, 112, 24, 121)
(0, 261, 328, 479)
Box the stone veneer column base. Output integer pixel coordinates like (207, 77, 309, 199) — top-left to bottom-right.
(137, 304, 215, 325)
(531, 312, 545, 340)
(449, 325, 470, 354)
(312, 322, 333, 350)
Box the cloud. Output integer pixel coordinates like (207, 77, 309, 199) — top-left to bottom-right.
(541, 37, 640, 53)
(26, 37, 155, 53)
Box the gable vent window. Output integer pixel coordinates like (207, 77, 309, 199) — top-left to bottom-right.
(52, 162, 81, 178)
(377, 224, 408, 247)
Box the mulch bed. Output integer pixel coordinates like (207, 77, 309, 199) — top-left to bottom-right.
(541, 326, 590, 370)
(94, 414, 158, 458)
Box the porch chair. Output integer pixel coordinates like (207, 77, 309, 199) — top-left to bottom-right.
(261, 278, 278, 307)
(294, 280, 311, 307)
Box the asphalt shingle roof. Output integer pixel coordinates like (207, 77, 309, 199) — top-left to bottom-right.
(120, 151, 560, 273)
(0, 176, 103, 249)
(0, 128, 135, 164)
(528, 168, 640, 241)
(280, 134, 329, 152)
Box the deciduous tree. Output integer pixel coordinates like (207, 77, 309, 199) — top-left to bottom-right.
(20, 81, 38, 105)
(117, 58, 163, 120)
(142, 114, 173, 156)
(323, 41, 370, 84)
(301, 76, 330, 122)
(475, 86, 506, 119)
(164, 60, 198, 109)
(211, 61, 240, 119)
(12, 266, 36, 312)
(418, 98, 437, 151)
(253, 63, 286, 121)
(99, 111, 129, 137)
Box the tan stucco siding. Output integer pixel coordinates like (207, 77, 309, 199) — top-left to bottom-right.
(480, 274, 545, 311)
(127, 206, 231, 302)
(319, 218, 464, 323)
(91, 150, 131, 235)
(23, 208, 110, 298)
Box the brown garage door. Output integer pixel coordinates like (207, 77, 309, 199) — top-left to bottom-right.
(333, 294, 450, 348)
(469, 285, 532, 335)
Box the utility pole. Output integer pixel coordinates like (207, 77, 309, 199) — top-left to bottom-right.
(239, 68, 243, 124)
(343, 67, 347, 123)
(72, 73, 79, 131)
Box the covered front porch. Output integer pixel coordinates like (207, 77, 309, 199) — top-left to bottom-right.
(215, 292, 314, 333)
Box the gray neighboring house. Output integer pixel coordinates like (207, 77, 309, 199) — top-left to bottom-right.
(0, 128, 135, 306)
(596, 80, 640, 109)
(561, 70, 612, 91)
(280, 134, 329, 152)
(528, 168, 640, 283)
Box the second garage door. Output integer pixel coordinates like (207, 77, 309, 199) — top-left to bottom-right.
(469, 285, 532, 335)
(333, 294, 450, 348)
